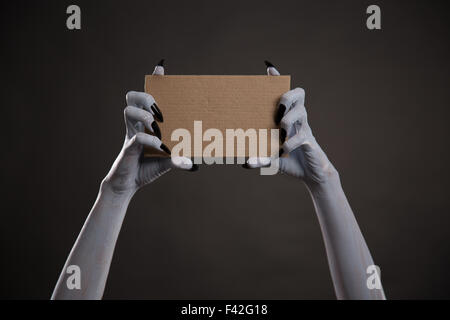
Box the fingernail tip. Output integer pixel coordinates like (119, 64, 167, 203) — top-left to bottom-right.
(189, 164, 199, 172)
(157, 59, 165, 67)
(264, 60, 275, 68)
(155, 114, 164, 123)
(161, 143, 171, 155)
(151, 106, 163, 122)
(152, 103, 164, 122)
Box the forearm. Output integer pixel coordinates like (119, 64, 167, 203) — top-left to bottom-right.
(306, 172, 385, 300)
(51, 181, 135, 300)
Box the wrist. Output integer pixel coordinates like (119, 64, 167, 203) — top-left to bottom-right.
(99, 178, 136, 204)
(305, 167, 341, 196)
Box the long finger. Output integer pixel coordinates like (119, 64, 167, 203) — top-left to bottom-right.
(125, 132, 171, 155)
(275, 87, 305, 125)
(126, 91, 163, 122)
(124, 106, 161, 139)
(132, 135, 198, 171)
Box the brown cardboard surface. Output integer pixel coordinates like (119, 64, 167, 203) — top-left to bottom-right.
(144, 75, 291, 158)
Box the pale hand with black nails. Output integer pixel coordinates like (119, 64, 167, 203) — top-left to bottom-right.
(245, 61, 386, 300)
(51, 60, 197, 300)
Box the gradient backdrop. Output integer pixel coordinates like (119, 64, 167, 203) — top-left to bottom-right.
(1, 0, 449, 299)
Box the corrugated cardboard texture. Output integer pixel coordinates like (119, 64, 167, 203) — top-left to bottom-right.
(144, 75, 291, 158)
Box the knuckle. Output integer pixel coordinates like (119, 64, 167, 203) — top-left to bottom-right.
(281, 91, 292, 101)
(293, 87, 305, 104)
(126, 91, 137, 101)
(296, 87, 306, 101)
(295, 87, 305, 95)
(124, 105, 133, 116)
(142, 113, 154, 124)
(141, 93, 154, 107)
(280, 117, 291, 128)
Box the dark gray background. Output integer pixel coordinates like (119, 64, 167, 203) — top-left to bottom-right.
(1, 0, 449, 299)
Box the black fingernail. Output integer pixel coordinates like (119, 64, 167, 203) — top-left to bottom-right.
(242, 163, 251, 169)
(275, 104, 286, 124)
(151, 104, 164, 122)
(264, 60, 275, 68)
(280, 128, 287, 143)
(279, 148, 284, 157)
(157, 59, 165, 67)
(153, 103, 164, 121)
(189, 164, 199, 172)
(151, 122, 161, 139)
(160, 143, 171, 155)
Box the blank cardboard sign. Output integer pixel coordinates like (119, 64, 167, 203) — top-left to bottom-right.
(144, 75, 291, 158)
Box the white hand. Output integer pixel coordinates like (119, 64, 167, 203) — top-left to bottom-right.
(104, 60, 197, 195)
(246, 62, 385, 300)
(246, 61, 337, 186)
